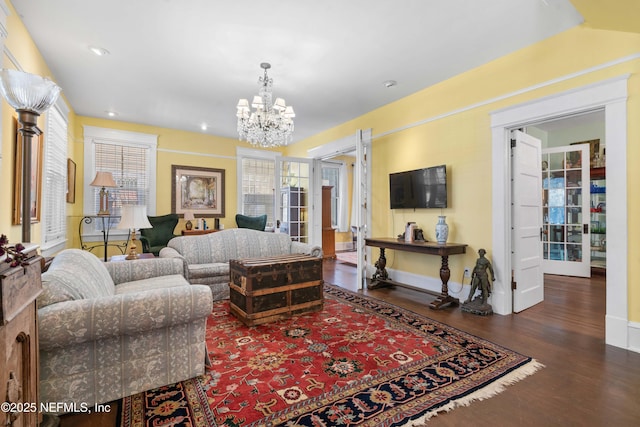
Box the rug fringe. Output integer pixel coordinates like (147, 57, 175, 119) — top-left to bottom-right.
(400, 359, 545, 426)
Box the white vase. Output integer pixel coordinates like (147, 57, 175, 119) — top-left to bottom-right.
(435, 215, 449, 244)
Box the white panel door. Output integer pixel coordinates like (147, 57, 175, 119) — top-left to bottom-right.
(541, 144, 591, 277)
(512, 130, 544, 312)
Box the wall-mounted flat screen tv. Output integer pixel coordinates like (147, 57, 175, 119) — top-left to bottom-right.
(389, 164, 447, 209)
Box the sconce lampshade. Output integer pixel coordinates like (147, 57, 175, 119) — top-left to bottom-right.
(0, 69, 61, 113)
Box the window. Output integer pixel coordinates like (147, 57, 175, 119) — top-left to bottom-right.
(41, 99, 69, 256)
(83, 126, 157, 239)
(237, 148, 278, 228)
(240, 157, 276, 223)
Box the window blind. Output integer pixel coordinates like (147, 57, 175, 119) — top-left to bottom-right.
(92, 142, 149, 223)
(241, 157, 275, 224)
(42, 105, 68, 252)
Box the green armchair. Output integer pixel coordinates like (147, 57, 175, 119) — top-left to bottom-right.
(139, 213, 180, 255)
(235, 214, 267, 231)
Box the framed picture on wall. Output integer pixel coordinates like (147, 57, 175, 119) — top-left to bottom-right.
(570, 139, 600, 168)
(66, 158, 76, 203)
(171, 165, 225, 217)
(13, 117, 43, 225)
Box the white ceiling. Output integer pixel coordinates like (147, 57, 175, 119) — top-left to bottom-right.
(12, 0, 583, 144)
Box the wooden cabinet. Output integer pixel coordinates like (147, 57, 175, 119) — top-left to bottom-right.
(322, 186, 336, 259)
(1, 253, 42, 427)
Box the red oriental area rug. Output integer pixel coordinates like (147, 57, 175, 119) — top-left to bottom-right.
(120, 284, 543, 427)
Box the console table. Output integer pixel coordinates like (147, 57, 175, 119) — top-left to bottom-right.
(79, 215, 129, 261)
(365, 237, 467, 309)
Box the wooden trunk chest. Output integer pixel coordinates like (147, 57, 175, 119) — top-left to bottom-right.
(229, 254, 323, 326)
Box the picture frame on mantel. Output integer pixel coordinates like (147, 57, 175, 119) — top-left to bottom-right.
(171, 165, 225, 217)
(13, 118, 43, 225)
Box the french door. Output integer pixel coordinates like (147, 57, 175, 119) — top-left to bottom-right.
(277, 157, 313, 243)
(541, 144, 591, 277)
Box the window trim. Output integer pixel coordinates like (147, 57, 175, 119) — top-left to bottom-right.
(236, 147, 278, 216)
(83, 126, 157, 241)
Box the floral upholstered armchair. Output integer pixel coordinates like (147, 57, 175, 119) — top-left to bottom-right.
(38, 249, 213, 413)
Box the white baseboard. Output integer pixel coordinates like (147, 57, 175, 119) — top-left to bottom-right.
(386, 268, 471, 300)
(335, 241, 354, 252)
(627, 321, 640, 354)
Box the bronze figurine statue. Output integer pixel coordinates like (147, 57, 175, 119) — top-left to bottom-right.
(462, 248, 495, 315)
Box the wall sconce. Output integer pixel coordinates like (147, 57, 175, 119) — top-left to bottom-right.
(0, 69, 61, 242)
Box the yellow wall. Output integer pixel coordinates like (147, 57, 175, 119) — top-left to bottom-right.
(68, 116, 283, 259)
(290, 26, 640, 321)
(0, 1, 72, 247)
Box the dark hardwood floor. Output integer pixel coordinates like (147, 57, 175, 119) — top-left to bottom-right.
(61, 260, 640, 427)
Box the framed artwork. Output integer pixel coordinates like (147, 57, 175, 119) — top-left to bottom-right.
(172, 165, 225, 217)
(570, 139, 600, 167)
(13, 117, 43, 225)
(66, 158, 76, 203)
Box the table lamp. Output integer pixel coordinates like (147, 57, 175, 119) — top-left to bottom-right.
(0, 69, 61, 243)
(184, 211, 195, 230)
(116, 205, 153, 260)
(90, 171, 117, 215)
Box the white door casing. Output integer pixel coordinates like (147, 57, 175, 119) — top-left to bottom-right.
(511, 130, 544, 312)
(491, 75, 628, 350)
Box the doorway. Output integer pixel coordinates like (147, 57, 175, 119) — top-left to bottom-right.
(490, 76, 628, 350)
(529, 113, 602, 278)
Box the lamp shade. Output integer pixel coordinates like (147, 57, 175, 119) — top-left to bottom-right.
(90, 171, 117, 188)
(184, 211, 195, 221)
(0, 69, 61, 114)
(116, 205, 153, 230)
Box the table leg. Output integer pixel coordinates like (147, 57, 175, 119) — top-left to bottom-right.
(429, 255, 460, 309)
(368, 247, 390, 289)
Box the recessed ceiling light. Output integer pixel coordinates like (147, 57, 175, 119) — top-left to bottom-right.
(105, 110, 117, 117)
(89, 46, 110, 56)
(383, 80, 397, 88)
(201, 124, 208, 131)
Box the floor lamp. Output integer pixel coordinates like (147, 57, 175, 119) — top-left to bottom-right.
(0, 69, 61, 243)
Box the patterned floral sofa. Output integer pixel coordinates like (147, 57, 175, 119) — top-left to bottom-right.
(38, 249, 213, 413)
(159, 228, 323, 301)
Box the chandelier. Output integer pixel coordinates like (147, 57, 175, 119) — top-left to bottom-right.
(236, 63, 295, 147)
